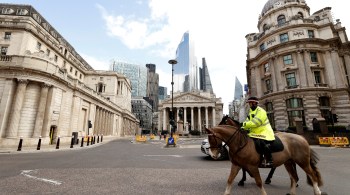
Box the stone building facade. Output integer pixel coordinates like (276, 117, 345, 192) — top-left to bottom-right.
(158, 91, 223, 134)
(246, 0, 350, 130)
(0, 4, 138, 146)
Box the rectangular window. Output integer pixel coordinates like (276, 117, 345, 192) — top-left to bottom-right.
(283, 54, 293, 65)
(264, 63, 270, 73)
(54, 55, 58, 62)
(265, 79, 272, 91)
(279, 33, 289, 43)
(1, 46, 8, 55)
(286, 98, 303, 108)
(314, 71, 321, 84)
(75, 70, 78, 76)
(286, 73, 297, 87)
(70, 67, 73, 72)
(4, 32, 11, 40)
(310, 52, 318, 63)
(260, 43, 266, 52)
(46, 49, 50, 57)
(308, 30, 314, 38)
(36, 42, 41, 50)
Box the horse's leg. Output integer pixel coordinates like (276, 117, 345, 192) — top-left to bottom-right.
(224, 164, 240, 195)
(248, 167, 267, 195)
(238, 168, 246, 186)
(284, 160, 298, 195)
(299, 163, 323, 195)
(265, 167, 276, 184)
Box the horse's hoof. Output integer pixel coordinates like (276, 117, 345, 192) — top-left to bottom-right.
(321, 192, 328, 195)
(296, 183, 299, 187)
(265, 179, 271, 184)
(238, 181, 244, 186)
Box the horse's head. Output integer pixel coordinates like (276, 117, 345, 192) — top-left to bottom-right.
(219, 115, 240, 128)
(205, 128, 225, 160)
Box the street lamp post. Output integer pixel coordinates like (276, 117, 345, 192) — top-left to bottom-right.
(168, 59, 177, 137)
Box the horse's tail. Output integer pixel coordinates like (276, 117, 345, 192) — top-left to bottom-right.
(306, 149, 323, 186)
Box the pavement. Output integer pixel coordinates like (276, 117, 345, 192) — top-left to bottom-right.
(0, 135, 131, 154)
(0, 135, 205, 154)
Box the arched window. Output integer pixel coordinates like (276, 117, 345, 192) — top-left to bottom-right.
(277, 15, 286, 26)
(263, 24, 268, 31)
(297, 12, 303, 19)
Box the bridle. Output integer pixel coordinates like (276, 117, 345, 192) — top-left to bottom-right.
(209, 116, 248, 154)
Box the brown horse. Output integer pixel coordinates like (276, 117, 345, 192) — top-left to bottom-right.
(218, 116, 299, 187)
(206, 121, 325, 195)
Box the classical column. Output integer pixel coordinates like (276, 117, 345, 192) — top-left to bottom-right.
(212, 107, 216, 127)
(198, 107, 201, 132)
(297, 50, 307, 87)
(330, 49, 345, 87)
(184, 107, 187, 131)
(255, 67, 262, 97)
(163, 108, 166, 130)
(205, 107, 208, 128)
(6, 79, 28, 138)
(269, 58, 278, 92)
(176, 107, 179, 122)
(344, 54, 350, 85)
(303, 50, 315, 86)
(274, 56, 283, 91)
(191, 107, 194, 130)
(33, 83, 51, 137)
(94, 107, 100, 135)
(324, 50, 336, 87)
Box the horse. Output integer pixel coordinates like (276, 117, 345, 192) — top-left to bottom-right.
(218, 115, 299, 187)
(206, 119, 325, 195)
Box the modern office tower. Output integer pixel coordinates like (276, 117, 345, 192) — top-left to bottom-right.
(174, 31, 198, 92)
(146, 64, 159, 111)
(131, 97, 153, 131)
(158, 86, 167, 100)
(246, 0, 350, 131)
(0, 3, 138, 145)
(199, 58, 213, 93)
(234, 77, 243, 100)
(111, 60, 147, 97)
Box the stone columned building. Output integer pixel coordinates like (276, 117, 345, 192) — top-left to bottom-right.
(0, 4, 138, 146)
(158, 91, 223, 134)
(246, 0, 350, 131)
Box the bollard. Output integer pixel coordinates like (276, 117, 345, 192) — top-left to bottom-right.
(37, 136, 42, 150)
(81, 136, 84, 147)
(101, 134, 103, 142)
(94, 135, 96, 144)
(97, 135, 100, 143)
(17, 136, 23, 151)
(91, 135, 94, 145)
(87, 136, 90, 146)
(56, 136, 60, 149)
(70, 135, 74, 148)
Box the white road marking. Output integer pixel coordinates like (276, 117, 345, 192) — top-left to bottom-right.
(143, 155, 182, 158)
(20, 170, 62, 185)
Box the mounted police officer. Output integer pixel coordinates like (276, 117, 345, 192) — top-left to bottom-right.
(242, 96, 275, 167)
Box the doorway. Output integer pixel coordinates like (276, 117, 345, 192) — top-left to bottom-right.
(49, 126, 57, 145)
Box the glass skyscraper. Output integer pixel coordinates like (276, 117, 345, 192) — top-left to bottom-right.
(174, 31, 198, 92)
(234, 77, 243, 100)
(110, 60, 147, 97)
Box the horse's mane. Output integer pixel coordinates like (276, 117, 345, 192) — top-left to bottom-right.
(219, 115, 240, 127)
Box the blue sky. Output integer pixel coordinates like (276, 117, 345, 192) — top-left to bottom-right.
(3, 0, 349, 114)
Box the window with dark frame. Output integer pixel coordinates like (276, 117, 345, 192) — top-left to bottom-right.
(310, 52, 318, 63)
(4, 32, 11, 40)
(260, 43, 266, 51)
(1, 46, 8, 55)
(314, 71, 321, 84)
(265, 102, 275, 129)
(286, 72, 297, 87)
(279, 33, 289, 43)
(264, 63, 270, 73)
(283, 54, 293, 65)
(265, 79, 272, 92)
(286, 98, 305, 127)
(308, 30, 314, 38)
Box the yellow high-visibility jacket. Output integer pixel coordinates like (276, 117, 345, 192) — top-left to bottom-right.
(242, 106, 275, 141)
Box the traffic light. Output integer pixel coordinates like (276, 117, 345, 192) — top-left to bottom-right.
(88, 120, 92, 128)
(332, 114, 338, 123)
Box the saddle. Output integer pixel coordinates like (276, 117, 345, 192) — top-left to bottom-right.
(252, 135, 284, 168)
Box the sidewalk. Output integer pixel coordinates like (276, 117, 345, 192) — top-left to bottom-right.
(0, 136, 131, 154)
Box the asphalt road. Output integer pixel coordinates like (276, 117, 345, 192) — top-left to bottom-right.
(0, 138, 349, 195)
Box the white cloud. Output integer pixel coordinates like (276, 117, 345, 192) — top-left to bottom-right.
(81, 53, 110, 70)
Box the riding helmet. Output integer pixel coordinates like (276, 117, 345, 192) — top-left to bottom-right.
(246, 96, 259, 103)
